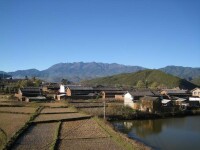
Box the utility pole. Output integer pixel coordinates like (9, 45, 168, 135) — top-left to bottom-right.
(103, 100, 106, 120)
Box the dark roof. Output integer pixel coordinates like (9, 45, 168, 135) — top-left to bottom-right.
(129, 90, 155, 97)
(102, 91, 126, 94)
(141, 96, 159, 101)
(162, 89, 188, 94)
(93, 87, 123, 91)
(20, 87, 42, 97)
(67, 86, 93, 90)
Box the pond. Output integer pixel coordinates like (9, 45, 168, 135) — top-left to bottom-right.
(111, 116, 200, 150)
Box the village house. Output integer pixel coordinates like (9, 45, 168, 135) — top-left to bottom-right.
(101, 91, 126, 100)
(174, 98, 187, 106)
(66, 86, 94, 96)
(42, 82, 60, 93)
(191, 88, 200, 97)
(58, 85, 97, 100)
(15, 87, 45, 102)
(92, 87, 124, 100)
(161, 88, 191, 99)
(140, 96, 161, 113)
(161, 99, 173, 107)
(124, 89, 160, 110)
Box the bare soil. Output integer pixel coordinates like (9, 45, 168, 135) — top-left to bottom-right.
(12, 122, 58, 150)
(0, 113, 30, 141)
(33, 113, 91, 122)
(40, 107, 77, 114)
(0, 107, 37, 114)
(58, 118, 123, 150)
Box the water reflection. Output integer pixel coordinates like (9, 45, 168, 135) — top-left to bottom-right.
(112, 116, 200, 150)
(124, 120, 162, 138)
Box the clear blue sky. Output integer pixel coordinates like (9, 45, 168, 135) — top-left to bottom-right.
(0, 0, 200, 71)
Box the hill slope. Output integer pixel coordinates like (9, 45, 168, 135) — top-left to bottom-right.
(160, 66, 200, 80)
(191, 76, 200, 86)
(82, 70, 197, 90)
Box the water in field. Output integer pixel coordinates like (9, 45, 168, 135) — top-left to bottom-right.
(112, 116, 200, 150)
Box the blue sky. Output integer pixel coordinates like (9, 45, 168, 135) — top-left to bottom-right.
(0, 0, 200, 71)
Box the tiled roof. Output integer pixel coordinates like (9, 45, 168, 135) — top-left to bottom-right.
(129, 90, 155, 97)
(68, 86, 94, 90)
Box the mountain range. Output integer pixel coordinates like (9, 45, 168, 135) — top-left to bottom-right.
(1, 62, 200, 84)
(82, 69, 197, 90)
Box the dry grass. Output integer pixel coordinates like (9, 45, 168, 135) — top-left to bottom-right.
(59, 138, 123, 150)
(13, 122, 58, 150)
(80, 107, 104, 116)
(40, 107, 77, 114)
(0, 113, 31, 142)
(0, 107, 37, 114)
(33, 113, 91, 122)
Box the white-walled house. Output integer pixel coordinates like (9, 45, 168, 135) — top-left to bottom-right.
(124, 92, 140, 109)
(191, 88, 200, 97)
(124, 92, 134, 108)
(59, 84, 66, 93)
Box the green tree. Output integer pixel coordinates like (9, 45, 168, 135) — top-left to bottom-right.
(150, 82, 159, 89)
(136, 80, 145, 88)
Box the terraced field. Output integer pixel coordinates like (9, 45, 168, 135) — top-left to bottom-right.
(59, 138, 123, 150)
(58, 118, 123, 150)
(0, 113, 31, 149)
(0, 107, 37, 114)
(33, 113, 91, 122)
(60, 119, 109, 139)
(40, 107, 77, 114)
(12, 122, 58, 150)
(0, 98, 148, 150)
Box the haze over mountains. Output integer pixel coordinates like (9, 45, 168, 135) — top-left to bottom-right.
(1, 62, 200, 83)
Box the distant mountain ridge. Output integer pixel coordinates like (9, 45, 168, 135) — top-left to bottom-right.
(6, 62, 146, 82)
(1, 62, 200, 82)
(160, 66, 200, 81)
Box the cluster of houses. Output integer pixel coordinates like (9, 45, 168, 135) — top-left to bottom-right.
(14, 83, 200, 113)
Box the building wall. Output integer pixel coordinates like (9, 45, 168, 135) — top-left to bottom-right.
(192, 88, 200, 97)
(124, 93, 134, 108)
(140, 98, 161, 113)
(66, 88, 71, 96)
(59, 85, 66, 93)
(115, 95, 124, 101)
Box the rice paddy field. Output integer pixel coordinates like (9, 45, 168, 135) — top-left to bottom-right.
(33, 113, 91, 122)
(58, 118, 123, 150)
(59, 138, 123, 150)
(0, 107, 37, 114)
(40, 107, 77, 114)
(12, 122, 58, 150)
(0, 113, 31, 149)
(60, 119, 109, 139)
(0, 96, 149, 150)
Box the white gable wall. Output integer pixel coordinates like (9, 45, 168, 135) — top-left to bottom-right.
(124, 92, 134, 108)
(192, 88, 200, 97)
(59, 85, 66, 93)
